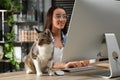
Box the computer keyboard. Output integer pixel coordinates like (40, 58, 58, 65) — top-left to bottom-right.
(62, 66, 96, 72)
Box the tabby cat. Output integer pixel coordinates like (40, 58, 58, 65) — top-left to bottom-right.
(24, 28, 54, 76)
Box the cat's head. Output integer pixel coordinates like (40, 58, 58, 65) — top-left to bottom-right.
(35, 28, 53, 46)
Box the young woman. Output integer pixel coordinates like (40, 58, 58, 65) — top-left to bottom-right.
(44, 6, 89, 69)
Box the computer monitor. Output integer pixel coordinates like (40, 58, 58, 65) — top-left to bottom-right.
(62, 0, 120, 78)
(62, 0, 120, 63)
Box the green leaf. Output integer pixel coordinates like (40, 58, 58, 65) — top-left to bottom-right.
(10, 59, 20, 70)
(4, 0, 11, 10)
(10, 47, 14, 53)
(4, 43, 10, 50)
(7, 15, 14, 26)
(5, 52, 13, 58)
(15, 63, 20, 70)
(4, 43, 9, 48)
(10, 59, 16, 65)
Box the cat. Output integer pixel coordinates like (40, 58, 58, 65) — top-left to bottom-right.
(24, 28, 54, 76)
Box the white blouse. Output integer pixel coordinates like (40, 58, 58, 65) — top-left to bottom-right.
(53, 47, 64, 62)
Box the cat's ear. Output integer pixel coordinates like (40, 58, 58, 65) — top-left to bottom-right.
(45, 29, 50, 34)
(35, 28, 42, 33)
(45, 29, 52, 36)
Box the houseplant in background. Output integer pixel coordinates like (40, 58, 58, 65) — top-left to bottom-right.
(0, 0, 23, 70)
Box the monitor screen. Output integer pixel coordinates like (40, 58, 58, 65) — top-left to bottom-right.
(62, 0, 120, 63)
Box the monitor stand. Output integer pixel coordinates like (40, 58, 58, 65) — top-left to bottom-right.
(104, 33, 120, 78)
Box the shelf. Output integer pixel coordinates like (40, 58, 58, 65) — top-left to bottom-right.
(0, 10, 7, 12)
(0, 41, 4, 43)
(0, 59, 9, 62)
(16, 21, 38, 26)
(15, 41, 34, 43)
(0, 41, 34, 45)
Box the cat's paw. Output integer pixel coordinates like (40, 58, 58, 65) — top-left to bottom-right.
(48, 71, 55, 76)
(37, 72, 43, 76)
(26, 70, 33, 74)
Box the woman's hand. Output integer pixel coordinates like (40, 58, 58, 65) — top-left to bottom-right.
(64, 60, 89, 69)
(52, 60, 89, 69)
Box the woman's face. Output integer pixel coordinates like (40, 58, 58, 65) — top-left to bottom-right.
(52, 8, 67, 30)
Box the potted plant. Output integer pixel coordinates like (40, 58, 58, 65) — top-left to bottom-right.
(0, 0, 23, 70)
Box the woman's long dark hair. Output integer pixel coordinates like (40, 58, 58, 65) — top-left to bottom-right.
(43, 6, 68, 35)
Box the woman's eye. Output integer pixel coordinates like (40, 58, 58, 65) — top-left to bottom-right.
(56, 15, 61, 18)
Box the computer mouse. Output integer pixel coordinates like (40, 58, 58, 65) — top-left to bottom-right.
(55, 70, 65, 76)
(89, 59, 96, 64)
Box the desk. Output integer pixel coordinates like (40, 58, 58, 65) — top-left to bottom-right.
(0, 62, 120, 80)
